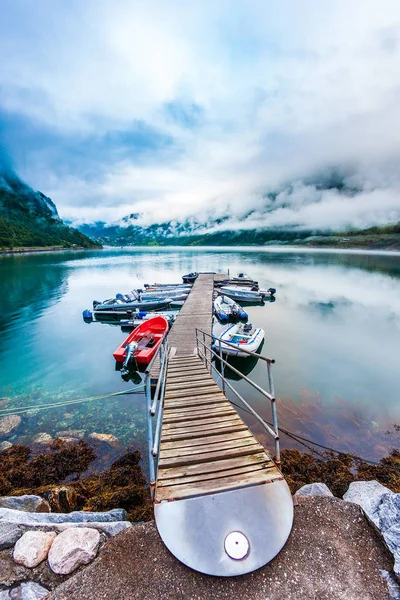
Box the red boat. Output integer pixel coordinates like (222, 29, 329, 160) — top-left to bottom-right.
(113, 315, 169, 366)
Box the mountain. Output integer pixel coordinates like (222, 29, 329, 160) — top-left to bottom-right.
(0, 169, 100, 250)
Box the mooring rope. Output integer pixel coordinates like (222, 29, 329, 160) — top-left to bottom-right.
(228, 398, 400, 472)
(0, 386, 145, 417)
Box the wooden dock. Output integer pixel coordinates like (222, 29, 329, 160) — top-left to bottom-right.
(152, 272, 293, 576)
(156, 354, 282, 502)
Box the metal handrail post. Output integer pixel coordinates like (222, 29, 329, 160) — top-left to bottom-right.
(218, 341, 225, 393)
(145, 371, 156, 501)
(267, 361, 280, 467)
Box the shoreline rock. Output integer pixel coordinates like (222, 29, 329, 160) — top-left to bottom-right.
(0, 416, 21, 437)
(13, 531, 56, 568)
(48, 527, 101, 575)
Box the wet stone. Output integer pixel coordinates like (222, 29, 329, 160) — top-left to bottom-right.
(0, 441, 13, 451)
(32, 433, 53, 446)
(0, 496, 50, 513)
(0, 507, 128, 524)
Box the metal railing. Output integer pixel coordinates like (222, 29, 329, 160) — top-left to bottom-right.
(195, 328, 281, 466)
(143, 338, 169, 500)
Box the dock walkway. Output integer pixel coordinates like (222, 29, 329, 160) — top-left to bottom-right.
(156, 354, 282, 502)
(152, 272, 293, 576)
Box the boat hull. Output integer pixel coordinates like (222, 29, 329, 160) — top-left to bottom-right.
(113, 315, 169, 366)
(215, 324, 265, 357)
(94, 298, 173, 311)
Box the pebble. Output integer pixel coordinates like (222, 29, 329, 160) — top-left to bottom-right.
(48, 527, 101, 574)
(13, 530, 57, 568)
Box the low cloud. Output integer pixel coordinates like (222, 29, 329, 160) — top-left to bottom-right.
(1, 1, 400, 231)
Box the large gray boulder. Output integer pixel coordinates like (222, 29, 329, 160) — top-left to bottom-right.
(296, 482, 333, 497)
(343, 480, 389, 526)
(344, 480, 400, 577)
(0, 522, 23, 550)
(0, 590, 10, 600)
(13, 530, 57, 568)
(0, 507, 128, 524)
(0, 496, 50, 513)
(48, 527, 101, 575)
(9, 582, 49, 600)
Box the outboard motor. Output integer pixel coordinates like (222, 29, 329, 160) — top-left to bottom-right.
(116, 293, 125, 301)
(268, 287, 276, 295)
(121, 341, 139, 377)
(92, 300, 101, 309)
(243, 323, 252, 332)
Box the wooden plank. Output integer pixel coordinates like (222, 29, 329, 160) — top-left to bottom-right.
(158, 444, 264, 468)
(158, 463, 270, 487)
(156, 471, 278, 501)
(166, 373, 210, 384)
(163, 401, 231, 415)
(159, 430, 254, 450)
(162, 407, 236, 424)
(166, 369, 208, 380)
(166, 379, 216, 391)
(165, 386, 220, 399)
(163, 415, 242, 431)
(160, 423, 248, 442)
(157, 452, 271, 479)
(164, 394, 226, 408)
(159, 438, 261, 459)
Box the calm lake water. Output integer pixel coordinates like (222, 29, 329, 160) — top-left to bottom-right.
(0, 247, 399, 476)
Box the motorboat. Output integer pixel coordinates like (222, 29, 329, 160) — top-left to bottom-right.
(139, 288, 189, 299)
(144, 283, 192, 289)
(213, 322, 265, 357)
(113, 316, 169, 366)
(218, 286, 265, 303)
(214, 295, 248, 322)
(93, 297, 173, 312)
(182, 272, 198, 283)
(120, 311, 176, 329)
(140, 291, 189, 302)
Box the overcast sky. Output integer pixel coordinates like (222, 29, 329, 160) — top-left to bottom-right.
(1, 0, 400, 230)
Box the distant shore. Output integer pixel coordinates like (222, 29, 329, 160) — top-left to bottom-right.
(0, 245, 100, 256)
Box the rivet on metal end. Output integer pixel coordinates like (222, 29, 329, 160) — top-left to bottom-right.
(224, 531, 250, 560)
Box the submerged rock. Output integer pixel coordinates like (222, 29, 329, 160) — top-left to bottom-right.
(88, 433, 119, 446)
(0, 416, 21, 437)
(48, 527, 100, 574)
(296, 482, 333, 497)
(0, 441, 13, 451)
(13, 530, 57, 568)
(9, 581, 49, 600)
(0, 495, 50, 513)
(32, 433, 53, 446)
(55, 429, 86, 439)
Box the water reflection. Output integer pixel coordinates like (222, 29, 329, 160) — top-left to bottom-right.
(0, 247, 399, 471)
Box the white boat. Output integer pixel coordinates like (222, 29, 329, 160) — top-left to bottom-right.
(218, 286, 264, 303)
(214, 295, 248, 322)
(213, 323, 265, 357)
(144, 283, 192, 290)
(219, 286, 275, 302)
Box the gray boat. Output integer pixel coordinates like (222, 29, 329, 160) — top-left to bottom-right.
(93, 297, 173, 312)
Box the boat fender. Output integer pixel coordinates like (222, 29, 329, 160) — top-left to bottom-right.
(138, 311, 147, 318)
(239, 339, 247, 344)
(82, 310, 93, 321)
